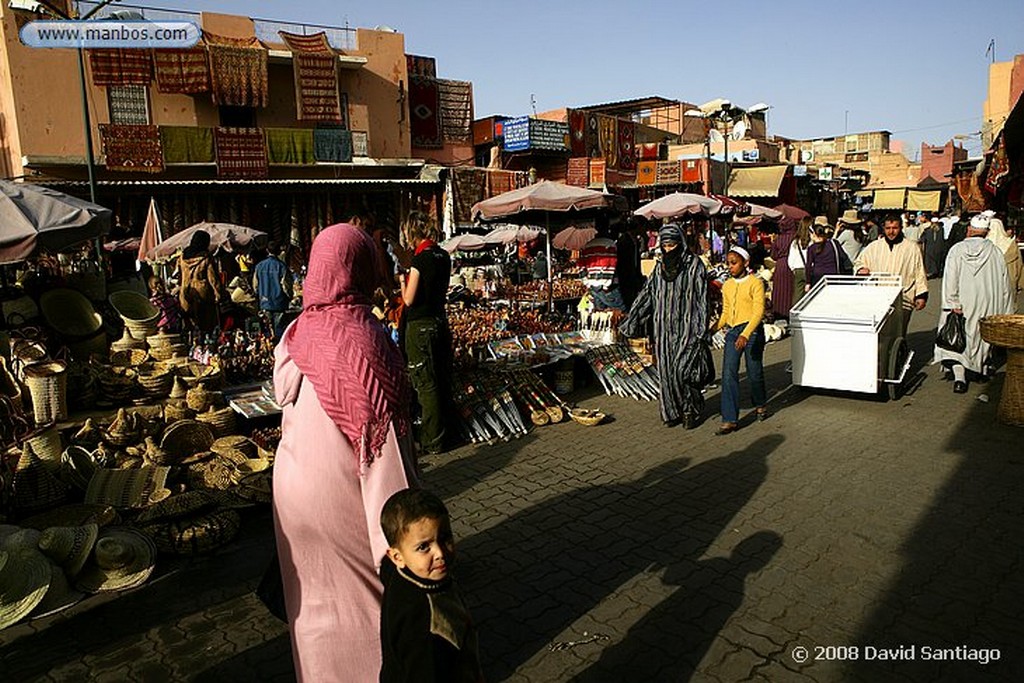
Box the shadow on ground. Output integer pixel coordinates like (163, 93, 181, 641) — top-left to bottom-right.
(457, 434, 784, 681)
(846, 371, 1024, 682)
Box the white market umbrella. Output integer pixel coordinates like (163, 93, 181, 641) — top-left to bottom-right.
(552, 225, 597, 251)
(633, 192, 723, 220)
(441, 233, 489, 252)
(481, 225, 544, 246)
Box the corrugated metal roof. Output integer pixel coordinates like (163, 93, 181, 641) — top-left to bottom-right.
(35, 178, 439, 188)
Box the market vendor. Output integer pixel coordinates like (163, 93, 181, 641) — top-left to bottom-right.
(580, 230, 624, 311)
(399, 211, 452, 455)
(178, 230, 221, 333)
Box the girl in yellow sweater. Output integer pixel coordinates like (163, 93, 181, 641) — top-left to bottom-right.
(715, 246, 769, 434)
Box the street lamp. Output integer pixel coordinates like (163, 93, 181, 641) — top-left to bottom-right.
(8, 0, 124, 204)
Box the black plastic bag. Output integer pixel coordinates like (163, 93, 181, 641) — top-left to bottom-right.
(936, 310, 967, 353)
(256, 550, 288, 623)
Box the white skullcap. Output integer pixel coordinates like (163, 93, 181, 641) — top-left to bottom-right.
(970, 214, 991, 231)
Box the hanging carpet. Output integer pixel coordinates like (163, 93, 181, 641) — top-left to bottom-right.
(451, 168, 487, 224)
(99, 124, 164, 173)
(409, 76, 443, 149)
(107, 85, 150, 125)
(618, 120, 636, 171)
(566, 157, 590, 187)
(598, 115, 618, 169)
(437, 79, 473, 143)
(88, 49, 152, 86)
(586, 112, 602, 158)
(214, 127, 268, 178)
(406, 54, 436, 78)
(656, 160, 681, 184)
(568, 109, 587, 157)
(153, 45, 210, 94)
(160, 126, 215, 164)
(279, 31, 342, 123)
(204, 32, 268, 108)
(589, 159, 606, 187)
(313, 126, 353, 162)
(265, 128, 316, 165)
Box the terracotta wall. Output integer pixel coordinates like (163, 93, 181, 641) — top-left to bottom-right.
(919, 141, 967, 183)
(0, 9, 412, 176)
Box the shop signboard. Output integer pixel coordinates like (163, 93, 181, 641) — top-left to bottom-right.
(529, 119, 570, 151)
(503, 116, 530, 151)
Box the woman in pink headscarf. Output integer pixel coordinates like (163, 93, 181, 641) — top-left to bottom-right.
(272, 224, 418, 682)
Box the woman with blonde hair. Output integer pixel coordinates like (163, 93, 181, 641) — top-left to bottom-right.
(787, 216, 813, 306)
(399, 212, 453, 454)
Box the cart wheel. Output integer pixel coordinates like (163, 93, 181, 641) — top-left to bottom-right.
(886, 336, 907, 401)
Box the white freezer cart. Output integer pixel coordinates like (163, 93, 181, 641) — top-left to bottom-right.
(789, 275, 913, 399)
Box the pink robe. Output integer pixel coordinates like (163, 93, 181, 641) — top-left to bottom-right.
(273, 339, 418, 683)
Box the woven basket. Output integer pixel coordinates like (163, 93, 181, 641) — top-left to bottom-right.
(196, 406, 236, 438)
(25, 423, 63, 473)
(186, 385, 212, 413)
(24, 360, 68, 424)
(110, 328, 148, 354)
(134, 490, 219, 525)
(109, 291, 160, 323)
(160, 420, 215, 460)
(210, 436, 257, 459)
(39, 289, 106, 357)
(85, 466, 170, 509)
(162, 401, 195, 424)
(980, 314, 1024, 350)
(110, 349, 150, 368)
(139, 508, 241, 556)
(568, 408, 606, 427)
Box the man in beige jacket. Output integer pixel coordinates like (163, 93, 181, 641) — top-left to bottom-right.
(854, 214, 929, 336)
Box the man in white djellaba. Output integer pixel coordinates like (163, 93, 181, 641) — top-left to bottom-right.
(934, 212, 1016, 394)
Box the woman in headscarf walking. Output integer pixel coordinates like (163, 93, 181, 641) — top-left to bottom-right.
(620, 224, 712, 429)
(177, 229, 221, 332)
(272, 224, 418, 682)
(769, 216, 798, 321)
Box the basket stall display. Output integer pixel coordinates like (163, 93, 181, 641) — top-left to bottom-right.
(980, 314, 1024, 427)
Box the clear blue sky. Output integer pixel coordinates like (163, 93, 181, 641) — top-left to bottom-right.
(134, 0, 1022, 159)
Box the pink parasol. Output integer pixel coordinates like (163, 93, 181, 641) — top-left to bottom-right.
(709, 195, 783, 219)
(552, 225, 597, 251)
(481, 225, 544, 245)
(136, 198, 163, 263)
(633, 192, 723, 220)
(471, 180, 621, 220)
(773, 203, 811, 221)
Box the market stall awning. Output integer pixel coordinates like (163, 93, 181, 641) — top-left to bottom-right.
(872, 188, 906, 210)
(906, 189, 941, 212)
(726, 166, 787, 198)
(0, 180, 112, 264)
(470, 180, 622, 220)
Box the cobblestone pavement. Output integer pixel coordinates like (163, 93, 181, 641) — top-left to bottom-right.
(2, 282, 1023, 682)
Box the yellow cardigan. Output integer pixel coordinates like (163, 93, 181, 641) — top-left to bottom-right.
(716, 275, 765, 339)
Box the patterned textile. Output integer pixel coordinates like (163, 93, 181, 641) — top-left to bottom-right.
(88, 49, 152, 86)
(636, 160, 657, 186)
(566, 157, 590, 187)
(568, 109, 587, 157)
(586, 112, 601, 158)
(408, 76, 443, 149)
(437, 79, 473, 143)
(153, 46, 210, 94)
(656, 160, 681, 184)
(985, 133, 1010, 195)
(99, 124, 164, 173)
(487, 169, 517, 197)
(589, 159, 606, 187)
(214, 127, 268, 178)
(204, 32, 268, 108)
(618, 120, 635, 171)
(955, 173, 988, 213)
(108, 85, 149, 125)
(638, 143, 660, 160)
(280, 32, 341, 123)
(160, 126, 214, 163)
(313, 126, 353, 162)
(405, 54, 436, 78)
(265, 128, 316, 165)
(451, 167, 487, 224)
(599, 115, 618, 169)
(351, 131, 369, 157)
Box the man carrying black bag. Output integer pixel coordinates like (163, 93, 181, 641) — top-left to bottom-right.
(934, 213, 1015, 394)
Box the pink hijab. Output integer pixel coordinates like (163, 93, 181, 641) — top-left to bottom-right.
(284, 224, 409, 464)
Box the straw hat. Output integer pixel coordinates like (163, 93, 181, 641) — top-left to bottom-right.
(19, 503, 118, 531)
(75, 527, 157, 593)
(13, 442, 70, 515)
(0, 527, 42, 551)
(25, 423, 63, 474)
(71, 418, 103, 447)
(839, 209, 862, 225)
(211, 436, 257, 459)
(0, 549, 52, 630)
(30, 558, 84, 619)
(134, 490, 219, 525)
(38, 523, 98, 578)
(85, 466, 171, 510)
(160, 420, 215, 460)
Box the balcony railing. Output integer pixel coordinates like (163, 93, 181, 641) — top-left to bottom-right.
(76, 2, 358, 50)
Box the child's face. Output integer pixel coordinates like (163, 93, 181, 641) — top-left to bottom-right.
(387, 515, 454, 581)
(726, 252, 747, 277)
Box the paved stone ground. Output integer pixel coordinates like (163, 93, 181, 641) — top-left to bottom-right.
(2, 281, 1023, 682)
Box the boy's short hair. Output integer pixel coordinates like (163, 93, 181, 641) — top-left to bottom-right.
(381, 488, 449, 546)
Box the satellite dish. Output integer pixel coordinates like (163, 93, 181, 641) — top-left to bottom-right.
(731, 121, 747, 141)
(709, 129, 725, 143)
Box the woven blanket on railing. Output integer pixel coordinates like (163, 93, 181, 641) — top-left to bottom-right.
(437, 79, 473, 143)
(160, 126, 215, 164)
(279, 31, 341, 123)
(656, 160, 680, 184)
(214, 127, 268, 178)
(406, 54, 436, 78)
(88, 49, 152, 86)
(204, 32, 268, 108)
(409, 76, 443, 149)
(313, 126, 353, 162)
(154, 45, 210, 94)
(265, 128, 316, 165)
(99, 124, 164, 173)
(566, 157, 590, 187)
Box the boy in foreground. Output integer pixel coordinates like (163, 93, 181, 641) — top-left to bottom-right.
(380, 489, 484, 683)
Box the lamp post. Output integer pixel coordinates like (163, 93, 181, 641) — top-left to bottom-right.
(9, 0, 124, 205)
